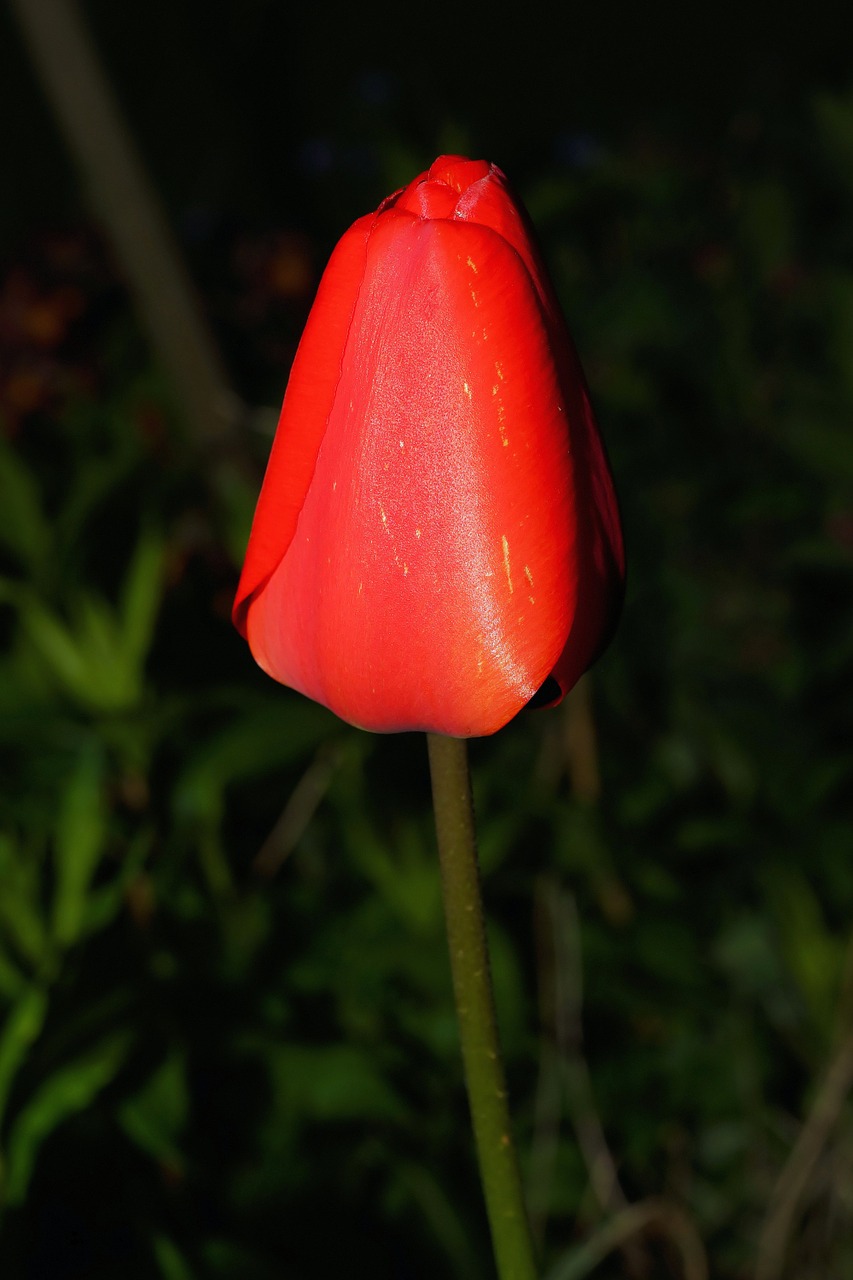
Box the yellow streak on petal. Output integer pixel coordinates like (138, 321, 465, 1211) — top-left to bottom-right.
(502, 535, 513, 594)
(496, 399, 508, 447)
(467, 256, 479, 273)
(463, 381, 472, 400)
(524, 565, 534, 585)
(415, 528, 422, 540)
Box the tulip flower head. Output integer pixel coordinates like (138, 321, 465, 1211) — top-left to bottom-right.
(233, 156, 624, 736)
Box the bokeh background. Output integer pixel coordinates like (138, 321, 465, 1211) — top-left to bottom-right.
(2, 2, 853, 1277)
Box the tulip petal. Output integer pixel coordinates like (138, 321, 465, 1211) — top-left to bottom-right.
(232, 213, 374, 637)
(395, 180, 460, 220)
(427, 156, 492, 191)
(246, 215, 581, 735)
(548, 354, 625, 700)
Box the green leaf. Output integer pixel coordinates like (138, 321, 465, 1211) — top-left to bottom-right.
(268, 1043, 405, 1124)
(15, 595, 95, 704)
(119, 1053, 188, 1172)
(0, 832, 49, 968)
(173, 703, 334, 826)
(2, 1032, 129, 1205)
(119, 524, 167, 673)
(765, 870, 843, 1035)
(52, 747, 108, 949)
(0, 945, 25, 1002)
(0, 984, 49, 1125)
(344, 817, 440, 933)
(83, 828, 152, 935)
(11, 582, 149, 712)
(153, 1236, 195, 1280)
(0, 440, 48, 572)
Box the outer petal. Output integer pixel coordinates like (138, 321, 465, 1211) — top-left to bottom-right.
(244, 213, 579, 736)
(443, 159, 625, 699)
(548, 344, 625, 699)
(395, 156, 625, 700)
(232, 213, 374, 637)
(453, 168, 547, 296)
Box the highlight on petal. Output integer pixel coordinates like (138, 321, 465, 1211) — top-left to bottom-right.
(234, 155, 625, 736)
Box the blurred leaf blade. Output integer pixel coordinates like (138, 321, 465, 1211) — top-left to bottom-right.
(2, 1033, 130, 1206)
(51, 745, 108, 949)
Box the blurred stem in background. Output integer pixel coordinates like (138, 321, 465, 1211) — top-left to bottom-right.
(8, 0, 242, 454)
(530, 680, 710, 1280)
(756, 1021, 853, 1280)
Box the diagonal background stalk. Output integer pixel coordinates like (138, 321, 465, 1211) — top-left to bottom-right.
(9, 0, 240, 453)
(427, 733, 538, 1280)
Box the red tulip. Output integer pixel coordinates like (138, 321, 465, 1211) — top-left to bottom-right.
(233, 156, 624, 737)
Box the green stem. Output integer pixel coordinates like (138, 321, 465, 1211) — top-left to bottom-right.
(427, 733, 538, 1280)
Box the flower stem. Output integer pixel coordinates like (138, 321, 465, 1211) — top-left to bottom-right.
(426, 733, 538, 1280)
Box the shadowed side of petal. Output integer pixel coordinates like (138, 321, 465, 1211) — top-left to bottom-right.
(452, 164, 625, 699)
(452, 168, 546, 296)
(232, 214, 373, 636)
(427, 155, 491, 192)
(549, 353, 625, 697)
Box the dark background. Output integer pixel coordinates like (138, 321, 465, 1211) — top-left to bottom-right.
(1, 3, 853, 1278)
(6, 2, 853, 242)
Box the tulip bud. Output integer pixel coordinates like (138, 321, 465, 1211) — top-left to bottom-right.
(234, 156, 624, 737)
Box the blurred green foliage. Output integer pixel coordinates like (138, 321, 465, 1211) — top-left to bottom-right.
(2, 68, 853, 1280)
